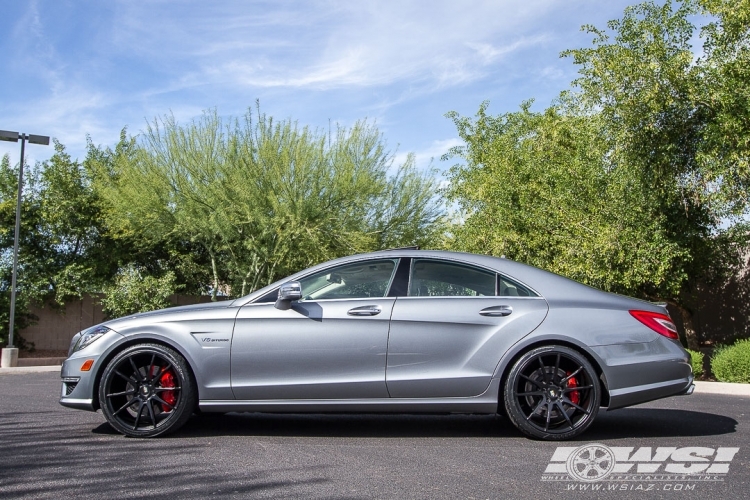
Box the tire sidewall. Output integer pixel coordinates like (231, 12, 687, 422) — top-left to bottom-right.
(503, 345, 600, 440)
(99, 343, 196, 438)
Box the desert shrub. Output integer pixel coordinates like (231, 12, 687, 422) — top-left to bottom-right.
(101, 266, 181, 318)
(686, 349, 704, 378)
(711, 339, 750, 384)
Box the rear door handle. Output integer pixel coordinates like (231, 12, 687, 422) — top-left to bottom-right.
(479, 305, 513, 317)
(347, 305, 382, 316)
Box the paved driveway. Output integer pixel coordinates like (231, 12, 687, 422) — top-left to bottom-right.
(0, 372, 748, 499)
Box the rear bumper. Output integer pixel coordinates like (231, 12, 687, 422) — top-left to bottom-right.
(606, 376, 693, 410)
(678, 382, 695, 395)
(592, 338, 694, 410)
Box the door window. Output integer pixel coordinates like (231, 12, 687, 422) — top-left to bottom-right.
(498, 275, 538, 297)
(299, 259, 398, 300)
(408, 259, 496, 297)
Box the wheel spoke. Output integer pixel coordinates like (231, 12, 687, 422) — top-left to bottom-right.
(153, 395, 175, 410)
(146, 400, 157, 427)
(106, 389, 136, 398)
(147, 354, 156, 382)
(544, 402, 552, 431)
(154, 386, 181, 392)
(515, 390, 544, 397)
(554, 353, 561, 382)
(526, 398, 547, 421)
(129, 357, 144, 382)
(563, 385, 593, 392)
(115, 370, 134, 383)
(537, 355, 548, 383)
(132, 401, 145, 429)
(519, 374, 544, 389)
(562, 396, 590, 414)
(560, 366, 583, 385)
(556, 401, 575, 429)
(154, 362, 174, 380)
(114, 397, 138, 416)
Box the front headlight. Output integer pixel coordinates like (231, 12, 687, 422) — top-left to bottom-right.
(71, 325, 111, 354)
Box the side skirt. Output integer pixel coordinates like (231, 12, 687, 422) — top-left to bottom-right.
(200, 380, 501, 414)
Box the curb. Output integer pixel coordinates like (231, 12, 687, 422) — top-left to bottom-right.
(694, 380, 750, 396)
(17, 357, 66, 367)
(0, 365, 62, 375)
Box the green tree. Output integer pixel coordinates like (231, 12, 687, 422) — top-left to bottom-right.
(445, 100, 685, 296)
(100, 265, 182, 318)
(446, 0, 750, 349)
(0, 142, 116, 345)
(95, 107, 443, 298)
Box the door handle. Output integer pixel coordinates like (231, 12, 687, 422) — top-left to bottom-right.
(347, 305, 382, 316)
(479, 305, 513, 317)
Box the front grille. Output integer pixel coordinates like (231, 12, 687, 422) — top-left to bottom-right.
(64, 382, 78, 396)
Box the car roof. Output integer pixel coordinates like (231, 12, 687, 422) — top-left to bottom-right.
(235, 249, 628, 306)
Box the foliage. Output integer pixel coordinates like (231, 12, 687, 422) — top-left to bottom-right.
(444, 0, 750, 348)
(0, 145, 112, 346)
(95, 106, 443, 298)
(445, 101, 685, 294)
(685, 348, 704, 378)
(100, 265, 182, 318)
(711, 339, 750, 383)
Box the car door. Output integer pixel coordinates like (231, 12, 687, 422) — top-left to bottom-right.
(231, 258, 399, 400)
(386, 258, 549, 398)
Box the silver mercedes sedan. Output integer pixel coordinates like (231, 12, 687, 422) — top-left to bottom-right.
(60, 249, 694, 440)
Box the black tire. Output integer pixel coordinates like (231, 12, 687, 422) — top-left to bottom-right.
(503, 345, 600, 440)
(98, 343, 197, 438)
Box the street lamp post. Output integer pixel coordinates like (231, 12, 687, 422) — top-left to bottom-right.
(0, 130, 50, 368)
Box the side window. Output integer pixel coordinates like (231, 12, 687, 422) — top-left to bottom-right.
(498, 275, 538, 297)
(408, 259, 496, 297)
(299, 259, 398, 300)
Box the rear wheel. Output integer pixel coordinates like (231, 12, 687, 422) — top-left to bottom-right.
(503, 345, 600, 440)
(99, 343, 196, 438)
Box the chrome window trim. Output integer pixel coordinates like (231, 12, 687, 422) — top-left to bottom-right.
(249, 257, 401, 304)
(247, 254, 543, 303)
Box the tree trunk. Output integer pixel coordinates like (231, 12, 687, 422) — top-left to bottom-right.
(674, 304, 700, 350)
(210, 253, 219, 302)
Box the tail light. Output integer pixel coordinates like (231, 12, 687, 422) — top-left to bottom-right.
(629, 310, 679, 339)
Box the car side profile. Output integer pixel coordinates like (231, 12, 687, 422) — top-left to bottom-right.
(60, 249, 694, 440)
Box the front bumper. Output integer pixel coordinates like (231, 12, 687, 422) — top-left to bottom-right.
(58, 330, 124, 412)
(59, 356, 101, 411)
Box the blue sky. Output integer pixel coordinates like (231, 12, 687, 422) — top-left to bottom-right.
(0, 0, 637, 171)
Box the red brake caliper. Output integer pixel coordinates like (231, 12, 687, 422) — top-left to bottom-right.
(566, 371, 580, 405)
(158, 369, 177, 411)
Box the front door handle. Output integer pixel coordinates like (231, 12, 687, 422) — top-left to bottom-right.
(347, 305, 382, 316)
(479, 305, 513, 317)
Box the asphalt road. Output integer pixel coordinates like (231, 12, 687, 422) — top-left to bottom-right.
(0, 372, 748, 499)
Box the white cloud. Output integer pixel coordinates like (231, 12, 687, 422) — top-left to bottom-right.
(0, 0, 639, 163)
(394, 137, 465, 171)
(104, 0, 561, 94)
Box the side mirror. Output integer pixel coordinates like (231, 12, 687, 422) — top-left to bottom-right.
(274, 281, 302, 310)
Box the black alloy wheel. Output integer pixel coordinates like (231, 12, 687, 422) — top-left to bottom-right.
(503, 345, 601, 440)
(99, 343, 196, 437)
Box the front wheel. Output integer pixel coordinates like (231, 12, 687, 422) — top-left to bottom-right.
(503, 345, 600, 440)
(99, 343, 197, 437)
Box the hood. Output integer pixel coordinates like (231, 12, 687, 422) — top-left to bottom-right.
(102, 300, 235, 330)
